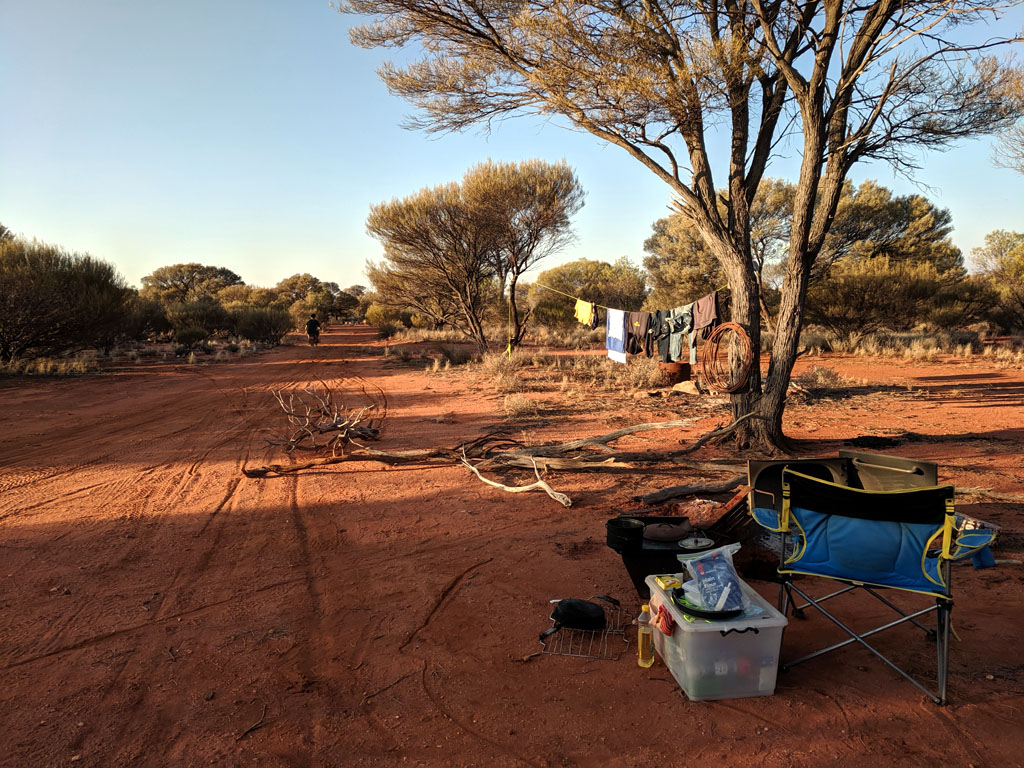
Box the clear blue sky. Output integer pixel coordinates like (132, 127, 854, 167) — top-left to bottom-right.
(2, 0, 1022, 291)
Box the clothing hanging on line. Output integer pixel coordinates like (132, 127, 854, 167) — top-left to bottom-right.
(605, 308, 627, 364)
(651, 304, 695, 364)
(693, 291, 720, 339)
(574, 299, 597, 329)
(626, 311, 654, 357)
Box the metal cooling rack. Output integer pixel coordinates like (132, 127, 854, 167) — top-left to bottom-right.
(539, 606, 630, 661)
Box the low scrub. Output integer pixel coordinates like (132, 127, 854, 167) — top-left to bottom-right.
(174, 326, 210, 350)
(525, 325, 606, 349)
(0, 353, 99, 377)
(232, 307, 293, 345)
(437, 343, 477, 366)
(793, 365, 851, 392)
(503, 394, 539, 418)
(377, 323, 402, 339)
(394, 327, 466, 344)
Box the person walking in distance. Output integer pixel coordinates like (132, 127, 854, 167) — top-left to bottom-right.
(305, 313, 321, 346)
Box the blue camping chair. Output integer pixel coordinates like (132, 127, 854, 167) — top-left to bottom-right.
(751, 468, 996, 704)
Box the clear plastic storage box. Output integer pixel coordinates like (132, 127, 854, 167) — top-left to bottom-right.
(645, 574, 788, 701)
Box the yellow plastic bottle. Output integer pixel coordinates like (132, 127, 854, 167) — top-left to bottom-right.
(637, 604, 654, 668)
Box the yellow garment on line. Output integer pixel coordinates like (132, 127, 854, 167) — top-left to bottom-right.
(574, 299, 595, 326)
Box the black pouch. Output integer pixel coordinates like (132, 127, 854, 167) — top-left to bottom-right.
(539, 594, 620, 641)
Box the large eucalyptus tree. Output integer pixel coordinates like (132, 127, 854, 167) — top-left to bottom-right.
(342, 0, 1023, 450)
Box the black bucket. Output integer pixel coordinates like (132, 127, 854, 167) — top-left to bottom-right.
(606, 517, 645, 550)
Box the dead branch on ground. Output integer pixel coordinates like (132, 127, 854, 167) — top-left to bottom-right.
(235, 703, 267, 741)
(268, 378, 387, 456)
(245, 384, 760, 508)
(499, 418, 699, 457)
(636, 476, 747, 506)
(460, 450, 572, 507)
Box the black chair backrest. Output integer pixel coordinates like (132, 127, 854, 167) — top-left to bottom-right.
(783, 469, 953, 525)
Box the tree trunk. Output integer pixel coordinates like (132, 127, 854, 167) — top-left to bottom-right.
(456, 291, 489, 350)
(507, 273, 522, 348)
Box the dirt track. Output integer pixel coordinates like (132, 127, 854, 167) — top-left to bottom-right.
(2, 325, 1023, 767)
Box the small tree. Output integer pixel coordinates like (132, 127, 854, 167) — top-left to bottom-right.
(216, 284, 280, 310)
(123, 295, 171, 341)
(926, 274, 1001, 331)
(0, 238, 133, 362)
(366, 182, 497, 348)
(165, 297, 231, 336)
(805, 258, 950, 343)
(232, 307, 294, 345)
(275, 273, 323, 305)
(973, 230, 1024, 330)
(462, 159, 585, 347)
(365, 260, 461, 330)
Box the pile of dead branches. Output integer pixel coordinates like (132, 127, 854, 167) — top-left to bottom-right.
(243, 380, 760, 508)
(263, 378, 387, 457)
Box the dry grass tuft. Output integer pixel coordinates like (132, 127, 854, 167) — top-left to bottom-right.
(437, 344, 477, 366)
(503, 394, 539, 418)
(0, 354, 99, 377)
(793, 365, 851, 392)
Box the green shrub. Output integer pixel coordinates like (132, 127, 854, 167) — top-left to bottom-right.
(365, 303, 412, 329)
(232, 307, 293, 345)
(174, 326, 210, 350)
(166, 297, 231, 335)
(0, 238, 133, 362)
(377, 322, 402, 339)
(437, 343, 476, 365)
(123, 296, 171, 341)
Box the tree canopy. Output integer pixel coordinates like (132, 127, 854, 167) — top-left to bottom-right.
(463, 159, 585, 346)
(528, 257, 647, 327)
(644, 178, 965, 329)
(140, 263, 243, 306)
(367, 181, 496, 346)
(973, 230, 1024, 330)
(343, 0, 1024, 449)
(0, 239, 133, 362)
(366, 159, 584, 347)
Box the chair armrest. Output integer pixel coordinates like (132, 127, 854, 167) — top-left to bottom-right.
(948, 528, 998, 562)
(751, 506, 785, 532)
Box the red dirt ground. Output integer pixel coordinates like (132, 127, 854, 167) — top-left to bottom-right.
(2, 325, 1022, 767)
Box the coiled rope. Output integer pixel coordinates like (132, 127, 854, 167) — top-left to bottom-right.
(699, 322, 754, 393)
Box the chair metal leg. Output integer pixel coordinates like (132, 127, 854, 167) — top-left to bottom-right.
(937, 596, 952, 705)
(864, 586, 935, 637)
(791, 584, 857, 613)
(784, 582, 944, 704)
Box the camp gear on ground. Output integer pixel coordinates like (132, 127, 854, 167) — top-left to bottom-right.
(680, 543, 749, 612)
(749, 461, 997, 705)
(606, 517, 645, 549)
(643, 521, 692, 541)
(539, 594, 630, 660)
(637, 605, 655, 667)
(646, 574, 787, 701)
(539, 594, 620, 641)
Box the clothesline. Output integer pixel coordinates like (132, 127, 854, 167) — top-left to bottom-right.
(504, 281, 729, 358)
(532, 281, 730, 313)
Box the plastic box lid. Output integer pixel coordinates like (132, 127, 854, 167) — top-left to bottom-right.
(645, 574, 788, 633)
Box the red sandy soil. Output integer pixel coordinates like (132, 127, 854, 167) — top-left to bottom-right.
(1, 325, 1022, 767)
